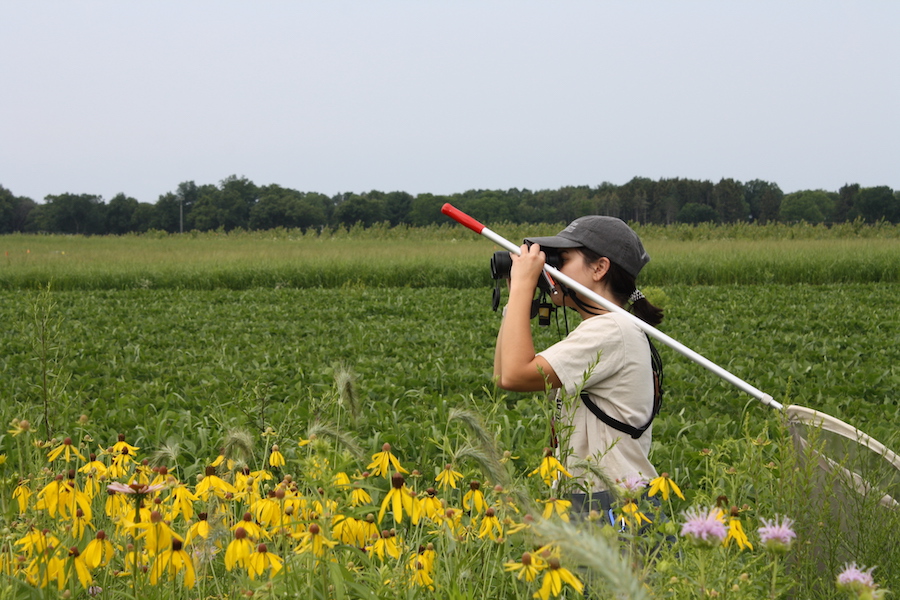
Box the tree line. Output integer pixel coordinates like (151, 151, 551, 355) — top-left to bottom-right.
(2, 175, 899, 235)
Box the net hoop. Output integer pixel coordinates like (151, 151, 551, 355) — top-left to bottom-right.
(786, 404, 900, 508)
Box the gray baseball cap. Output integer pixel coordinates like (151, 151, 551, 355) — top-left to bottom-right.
(526, 216, 650, 278)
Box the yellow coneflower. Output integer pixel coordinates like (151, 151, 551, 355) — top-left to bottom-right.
(34, 475, 63, 518)
(15, 528, 60, 557)
(504, 551, 546, 582)
(149, 539, 196, 588)
(435, 464, 464, 490)
(47, 437, 86, 463)
(647, 472, 685, 501)
(378, 472, 420, 525)
(13, 480, 32, 514)
(251, 492, 283, 528)
(56, 475, 93, 521)
(620, 500, 653, 527)
(82, 530, 115, 569)
(477, 507, 503, 541)
(367, 529, 402, 561)
(724, 507, 753, 551)
(7, 418, 31, 436)
(334, 471, 352, 489)
(195, 466, 237, 500)
(293, 522, 338, 557)
(184, 512, 211, 545)
(77, 453, 108, 480)
(540, 497, 573, 523)
(71, 508, 94, 540)
(232, 512, 267, 540)
(108, 447, 136, 479)
(534, 556, 584, 600)
(165, 482, 199, 522)
(332, 514, 361, 546)
(268, 444, 286, 468)
(246, 543, 283, 579)
(462, 481, 487, 515)
(136, 510, 183, 556)
(350, 480, 373, 507)
(421, 488, 444, 521)
(225, 527, 254, 570)
(367, 443, 409, 479)
(111, 433, 140, 456)
(528, 449, 573, 487)
(67, 547, 94, 589)
(357, 514, 380, 547)
(419, 542, 436, 573)
(407, 554, 435, 590)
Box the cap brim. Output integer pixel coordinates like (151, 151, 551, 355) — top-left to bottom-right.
(524, 234, 582, 249)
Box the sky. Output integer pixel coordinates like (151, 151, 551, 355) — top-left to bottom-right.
(2, 1, 898, 205)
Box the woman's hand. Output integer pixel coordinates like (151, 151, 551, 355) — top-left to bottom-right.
(509, 243, 545, 292)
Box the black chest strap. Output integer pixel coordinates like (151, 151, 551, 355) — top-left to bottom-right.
(578, 336, 663, 440)
(579, 391, 653, 439)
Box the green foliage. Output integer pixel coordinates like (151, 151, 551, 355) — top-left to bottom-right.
(780, 190, 835, 224)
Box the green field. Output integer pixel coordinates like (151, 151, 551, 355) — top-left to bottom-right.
(1, 227, 899, 598)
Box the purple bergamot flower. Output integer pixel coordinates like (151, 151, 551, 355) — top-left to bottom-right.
(757, 515, 796, 554)
(680, 506, 727, 547)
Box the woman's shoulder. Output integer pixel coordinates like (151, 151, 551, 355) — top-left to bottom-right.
(575, 312, 647, 346)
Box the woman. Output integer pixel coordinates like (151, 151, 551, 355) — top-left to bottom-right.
(494, 215, 664, 518)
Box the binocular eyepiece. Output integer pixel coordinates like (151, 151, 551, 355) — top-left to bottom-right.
(489, 243, 561, 325)
(490, 243, 562, 281)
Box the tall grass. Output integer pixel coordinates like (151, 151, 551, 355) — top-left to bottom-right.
(2, 223, 899, 289)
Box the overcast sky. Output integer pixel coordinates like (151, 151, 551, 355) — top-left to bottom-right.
(2, 2, 898, 205)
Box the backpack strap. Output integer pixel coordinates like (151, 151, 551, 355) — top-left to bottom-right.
(579, 335, 663, 440)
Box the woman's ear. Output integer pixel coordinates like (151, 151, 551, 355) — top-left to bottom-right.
(591, 257, 610, 281)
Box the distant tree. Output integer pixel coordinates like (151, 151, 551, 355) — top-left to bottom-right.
(40, 193, 106, 234)
(10, 196, 37, 232)
(744, 180, 783, 224)
(106, 193, 139, 234)
(131, 203, 157, 233)
(713, 178, 749, 223)
(409, 193, 446, 226)
(596, 190, 623, 220)
(834, 183, 860, 223)
(779, 190, 833, 223)
(383, 191, 413, 226)
(0, 185, 16, 233)
(676, 202, 719, 224)
(463, 190, 515, 223)
(619, 177, 654, 223)
(250, 185, 328, 230)
(188, 177, 256, 231)
(154, 192, 181, 233)
(333, 193, 383, 227)
(856, 185, 898, 223)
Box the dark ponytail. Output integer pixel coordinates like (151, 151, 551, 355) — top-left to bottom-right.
(577, 248, 664, 327)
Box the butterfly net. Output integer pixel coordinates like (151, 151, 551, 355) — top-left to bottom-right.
(786, 404, 900, 510)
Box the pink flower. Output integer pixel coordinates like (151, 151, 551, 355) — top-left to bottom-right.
(618, 475, 649, 497)
(107, 482, 166, 495)
(836, 562, 888, 598)
(680, 506, 727, 547)
(837, 563, 875, 588)
(757, 515, 796, 553)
